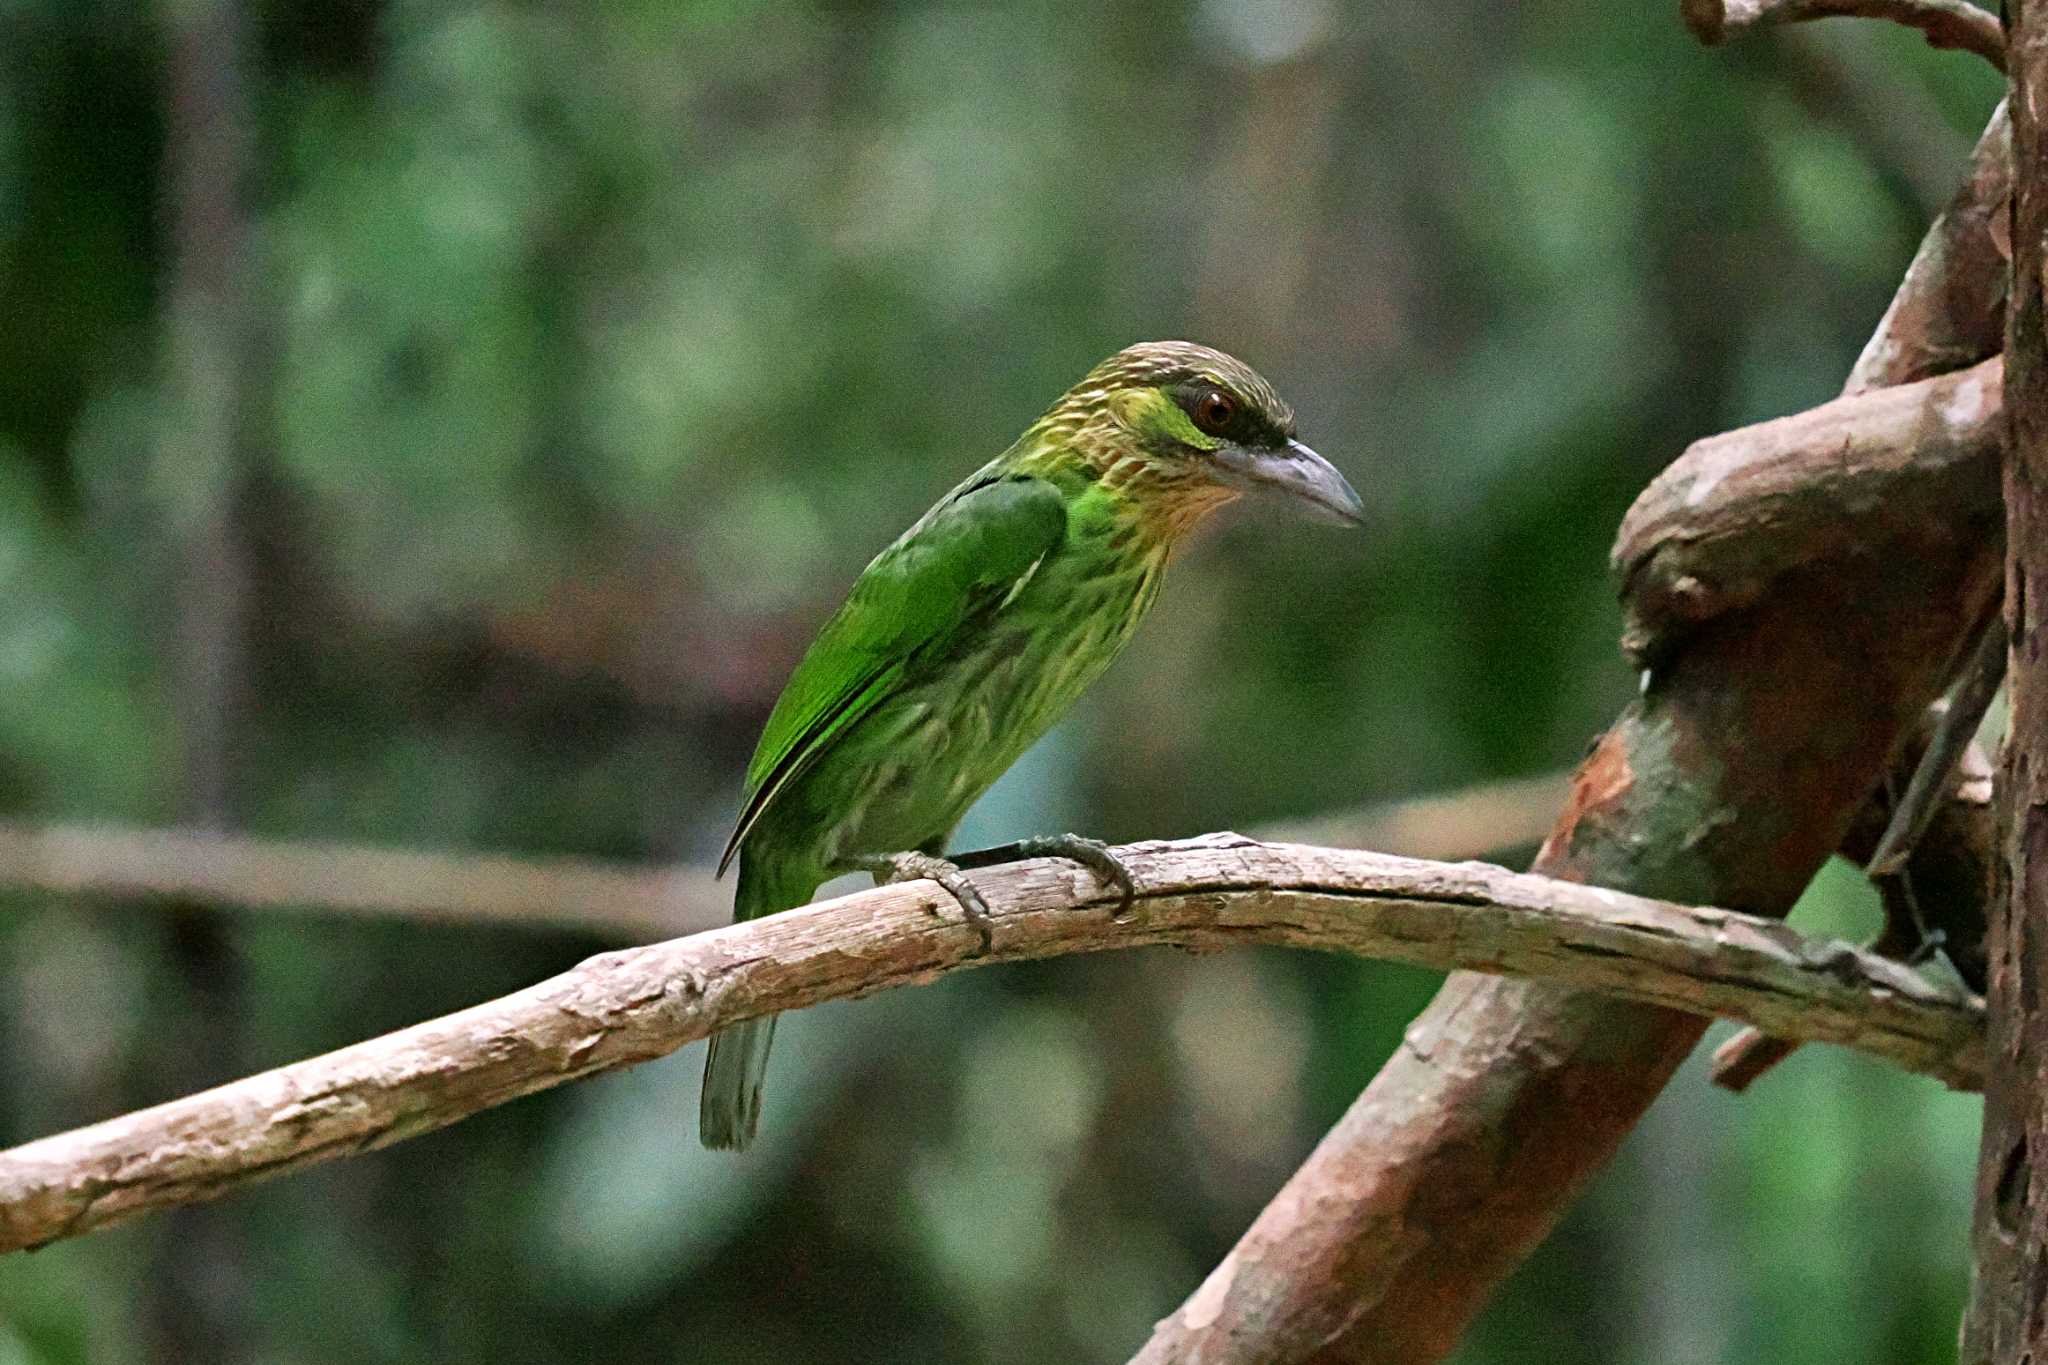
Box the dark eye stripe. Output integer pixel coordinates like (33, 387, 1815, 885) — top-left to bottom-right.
(1161, 376, 1292, 447)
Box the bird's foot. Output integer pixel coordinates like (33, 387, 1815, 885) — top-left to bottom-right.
(950, 834, 1138, 918)
(1872, 864, 1955, 975)
(846, 851, 994, 952)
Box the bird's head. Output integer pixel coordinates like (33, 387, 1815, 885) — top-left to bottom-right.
(1048, 340, 1364, 531)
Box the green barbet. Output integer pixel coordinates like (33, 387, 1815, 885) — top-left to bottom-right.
(701, 340, 1362, 1150)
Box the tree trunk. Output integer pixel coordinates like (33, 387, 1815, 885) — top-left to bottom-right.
(1966, 6, 2048, 1360)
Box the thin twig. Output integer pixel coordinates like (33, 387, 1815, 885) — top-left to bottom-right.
(1682, 0, 2007, 71)
(0, 835, 1982, 1255)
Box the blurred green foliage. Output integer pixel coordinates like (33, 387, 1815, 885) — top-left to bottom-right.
(0, 0, 2002, 1360)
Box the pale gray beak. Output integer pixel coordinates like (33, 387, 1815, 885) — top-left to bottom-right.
(1220, 439, 1365, 525)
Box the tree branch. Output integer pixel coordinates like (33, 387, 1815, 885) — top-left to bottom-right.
(0, 772, 1568, 940)
(1714, 723, 1996, 1091)
(1136, 94, 2012, 1364)
(1273, 771, 1568, 862)
(1847, 100, 2013, 394)
(1615, 355, 2002, 666)
(0, 834, 1984, 1255)
(0, 820, 732, 939)
(1682, 0, 2008, 71)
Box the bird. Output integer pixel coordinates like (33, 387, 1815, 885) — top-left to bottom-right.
(700, 340, 1363, 1150)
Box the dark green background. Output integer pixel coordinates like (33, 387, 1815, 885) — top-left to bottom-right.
(0, 1, 1998, 1360)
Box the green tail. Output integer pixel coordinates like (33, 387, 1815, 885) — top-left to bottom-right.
(700, 1016, 777, 1150)
(699, 854, 811, 1150)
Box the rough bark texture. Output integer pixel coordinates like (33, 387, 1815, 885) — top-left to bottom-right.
(1616, 357, 2003, 664)
(0, 835, 1986, 1256)
(1136, 103, 2012, 1365)
(1714, 732, 1996, 1090)
(1966, 7, 2045, 1358)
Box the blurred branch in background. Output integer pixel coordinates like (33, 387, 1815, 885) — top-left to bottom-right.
(0, 773, 1567, 940)
(1138, 91, 2011, 1358)
(0, 835, 1985, 1256)
(1683, 0, 2008, 71)
(159, 0, 258, 836)
(153, 0, 264, 1355)
(1272, 770, 1565, 861)
(0, 821, 729, 939)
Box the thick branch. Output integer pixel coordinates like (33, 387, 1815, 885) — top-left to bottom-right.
(1682, 0, 2008, 70)
(1700, 107, 2020, 1099)
(0, 835, 1984, 1255)
(1139, 97, 2012, 1364)
(1847, 102, 2012, 393)
(1616, 355, 2002, 664)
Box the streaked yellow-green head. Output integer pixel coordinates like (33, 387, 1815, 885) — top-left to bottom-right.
(1032, 340, 1363, 534)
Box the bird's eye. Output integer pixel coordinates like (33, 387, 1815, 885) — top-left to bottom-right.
(1192, 389, 1238, 436)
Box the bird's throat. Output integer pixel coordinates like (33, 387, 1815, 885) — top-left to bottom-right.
(1098, 455, 1241, 543)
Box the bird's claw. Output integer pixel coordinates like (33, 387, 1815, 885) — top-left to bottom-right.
(951, 833, 1139, 918)
(1032, 834, 1139, 918)
(853, 851, 994, 952)
(1873, 863, 1954, 974)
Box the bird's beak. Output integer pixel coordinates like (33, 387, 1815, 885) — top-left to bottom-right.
(1222, 439, 1366, 525)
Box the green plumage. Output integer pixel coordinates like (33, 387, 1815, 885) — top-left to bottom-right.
(701, 341, 1359, 1150)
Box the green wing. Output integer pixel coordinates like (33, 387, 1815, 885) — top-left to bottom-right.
(718, 473, 1067, 875)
